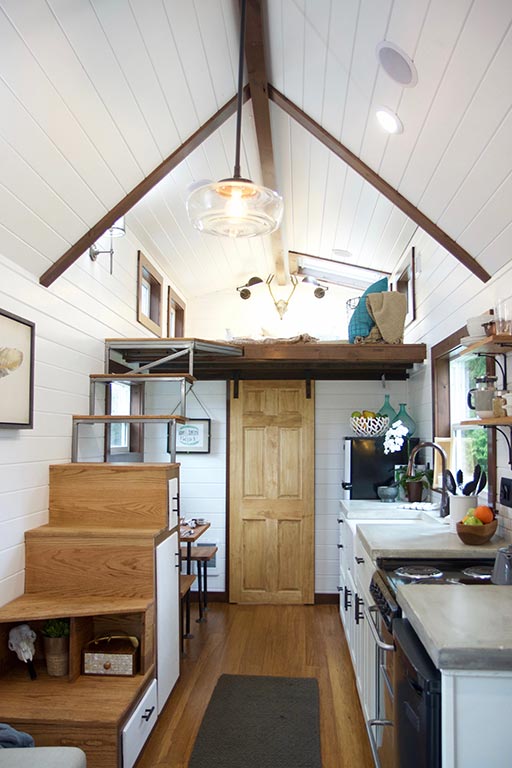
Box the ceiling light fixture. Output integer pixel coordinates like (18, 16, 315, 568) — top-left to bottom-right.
(375, 107, 403, 134)
(236, 275, 263, 299)
(376, 41, 418, 87)
(186, 0, 283, 238)
(89, 216, 126, 274)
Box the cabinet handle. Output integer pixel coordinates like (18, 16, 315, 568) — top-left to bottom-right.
(354, 594, 364, 624)
(337, 543, 344, 549)
(337, 586, 343, 592)
(355, 556, 365, 564)
(141, 706, 155, 722)
(337, 518, 344, 523)
(175, 552, 180, 568)
(344, 586, 352, 611)
(364, 605, 395, 651)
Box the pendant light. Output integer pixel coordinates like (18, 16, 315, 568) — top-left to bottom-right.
(186, 0, 283, 238)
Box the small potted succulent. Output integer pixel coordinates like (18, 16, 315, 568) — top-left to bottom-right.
(42, 618, 70, 677)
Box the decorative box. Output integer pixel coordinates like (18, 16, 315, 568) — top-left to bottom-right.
(82, 635, 139, 676)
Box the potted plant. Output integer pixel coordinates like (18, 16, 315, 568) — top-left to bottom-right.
(396, 468, 433, 503)
(42, 618, 70, 677)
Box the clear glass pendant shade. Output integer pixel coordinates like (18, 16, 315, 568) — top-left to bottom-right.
(186, 178, 283, 238)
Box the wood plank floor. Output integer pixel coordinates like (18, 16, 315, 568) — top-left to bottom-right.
(138, 603, 374, 768)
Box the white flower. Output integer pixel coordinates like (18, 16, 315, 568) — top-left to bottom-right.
(383, 420, 409, 454)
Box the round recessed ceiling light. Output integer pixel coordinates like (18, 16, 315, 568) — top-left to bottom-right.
(376, 41, 418, 87)
(376, 107, 403, 134)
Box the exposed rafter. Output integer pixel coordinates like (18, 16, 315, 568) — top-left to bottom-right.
(268, 85, 491, 284)
(39, 87, 250, 288)
(244, 0, 286, 285)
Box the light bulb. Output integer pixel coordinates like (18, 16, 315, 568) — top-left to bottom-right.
(225, 187, 247, 219)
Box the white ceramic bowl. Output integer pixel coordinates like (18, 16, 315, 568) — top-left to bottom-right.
(350, 415, 389, 437)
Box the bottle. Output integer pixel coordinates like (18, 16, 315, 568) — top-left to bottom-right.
(393, 403, 416, 436)
(378, 394, 397, 425)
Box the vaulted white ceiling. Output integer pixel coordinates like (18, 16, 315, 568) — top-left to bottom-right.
(1, 0, 511, 300)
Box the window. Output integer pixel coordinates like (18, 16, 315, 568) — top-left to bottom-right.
(109, 382, 131, 453)
(168, 286, 185, 337)
(432, 326, 495, 503)
(137, 251, 163, 335)
(449, 355, 488, 481)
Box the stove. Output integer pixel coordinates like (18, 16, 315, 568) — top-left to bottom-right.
(369, 557, 495, 632)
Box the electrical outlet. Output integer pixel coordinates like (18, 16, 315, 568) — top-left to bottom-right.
(500, 477, 512, 508)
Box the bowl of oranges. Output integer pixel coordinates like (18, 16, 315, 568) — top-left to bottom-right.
(456, 505, 497, 545)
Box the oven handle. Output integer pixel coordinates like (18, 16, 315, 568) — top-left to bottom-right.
(364, 604, 395, 652)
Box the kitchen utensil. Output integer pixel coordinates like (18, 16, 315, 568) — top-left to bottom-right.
(491, 544, 512, 584)
(476, 470, 487, 494)
(456, 469, 464, 490)
(444, 469, 457, 495)
(473, 464, 481, 488)
(467, 375, 498, 418)
(456, 519, 497, 546)
(462, 479, 477, 495)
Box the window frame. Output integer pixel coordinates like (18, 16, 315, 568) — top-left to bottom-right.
(137, 251, 163, 336)
(167, 286, 185, 337)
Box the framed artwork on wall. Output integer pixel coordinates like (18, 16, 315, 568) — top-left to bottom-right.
(391, 246, 416, 327)
(0, 308, 35, 428)
(176, 418, 211, 454)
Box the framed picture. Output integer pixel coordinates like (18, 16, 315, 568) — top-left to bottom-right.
(176, 418, 211, 454)
(0, 308, 35, 429)
(391, 246, 416, 327)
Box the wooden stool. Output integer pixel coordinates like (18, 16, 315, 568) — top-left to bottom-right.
(179, 574, 195, 652)
(180, 545, 218, 622)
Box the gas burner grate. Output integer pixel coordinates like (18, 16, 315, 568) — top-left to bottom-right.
(462, 565, 493, 580)
(395, 565, 443, 580)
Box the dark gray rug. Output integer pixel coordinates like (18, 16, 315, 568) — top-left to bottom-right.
(188, 674, 321, 768)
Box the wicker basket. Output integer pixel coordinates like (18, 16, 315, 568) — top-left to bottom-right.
(350, 415, 389, 437)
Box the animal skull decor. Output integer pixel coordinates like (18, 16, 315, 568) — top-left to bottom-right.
(8, 623, 37, 663)
(266, 274, 298, 319)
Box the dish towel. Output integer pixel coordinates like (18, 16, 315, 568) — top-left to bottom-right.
(358, 292, 407, 344)
(0, 724, 34, 749)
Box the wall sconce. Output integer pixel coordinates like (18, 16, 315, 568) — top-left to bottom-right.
(89, 216, 126, 274)
(236, 276, 263, 299)
(301, 275, 329, 299)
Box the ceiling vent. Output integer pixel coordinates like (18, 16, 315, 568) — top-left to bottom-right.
(376, 42, 418, 87)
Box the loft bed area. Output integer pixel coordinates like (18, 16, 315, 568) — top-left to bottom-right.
(105, 337, 426, 381)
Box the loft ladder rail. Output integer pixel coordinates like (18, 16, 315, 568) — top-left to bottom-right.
(71, 414, 185, 463)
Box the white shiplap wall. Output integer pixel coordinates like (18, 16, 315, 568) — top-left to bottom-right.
(0, 235, 184, 608)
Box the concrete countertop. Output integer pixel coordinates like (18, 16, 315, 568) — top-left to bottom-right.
(397, 584, 512, 670)
(357, 521, 506, 560)
(339, 499, 440, 520)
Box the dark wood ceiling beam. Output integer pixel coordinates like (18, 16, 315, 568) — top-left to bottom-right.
(245, 0, 286, 285)
(269, 85, 491, 284)
(40, 87, 250, 288)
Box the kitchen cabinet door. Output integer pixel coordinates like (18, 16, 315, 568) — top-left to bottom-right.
(156, 531, 180, 713)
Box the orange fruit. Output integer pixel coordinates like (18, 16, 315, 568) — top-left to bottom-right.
(474, 505, 494, 524)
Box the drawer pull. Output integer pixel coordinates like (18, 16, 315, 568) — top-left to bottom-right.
(355, 556, 365, 564)
(337, 543, 344, 549)
(141, 706, 155, 722)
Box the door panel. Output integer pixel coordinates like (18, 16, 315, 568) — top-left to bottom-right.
(230, 380, 314, 604)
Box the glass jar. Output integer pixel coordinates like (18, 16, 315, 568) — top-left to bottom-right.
(393, 403, 416, 436)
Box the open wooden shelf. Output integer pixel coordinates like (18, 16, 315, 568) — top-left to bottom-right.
(460, 334, 512, 356)
(461, 417, 512, 427)
(0, 593, 154, 622)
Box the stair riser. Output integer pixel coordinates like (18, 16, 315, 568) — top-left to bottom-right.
(25, 540, 154, 598)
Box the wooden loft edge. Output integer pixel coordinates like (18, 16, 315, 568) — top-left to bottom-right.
(39, 88, 250, 287)
(268, 84, 491, 284)
(240, 342, 426, 362)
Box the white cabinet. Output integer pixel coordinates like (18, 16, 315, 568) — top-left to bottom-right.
(156, 531, 180, 713)
(122, 679, 158, 768)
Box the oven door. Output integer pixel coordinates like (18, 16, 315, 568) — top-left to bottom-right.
(364, 603, 395, 768)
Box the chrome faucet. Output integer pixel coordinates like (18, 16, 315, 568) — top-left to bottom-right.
(407, 441, 449, 517)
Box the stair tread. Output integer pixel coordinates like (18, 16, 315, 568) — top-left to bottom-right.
(91, 372, 195, 382)
(0, 593, 154, 621)
(27, 524, 166, 539)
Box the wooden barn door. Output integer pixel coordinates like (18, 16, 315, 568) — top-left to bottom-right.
(229, 380, 315, 604)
